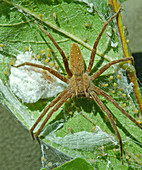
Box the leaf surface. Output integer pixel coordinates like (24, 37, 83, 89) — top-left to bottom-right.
(0, 0, 142, 169)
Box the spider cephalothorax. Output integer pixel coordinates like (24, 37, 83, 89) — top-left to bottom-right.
(13, 9, 142, 164)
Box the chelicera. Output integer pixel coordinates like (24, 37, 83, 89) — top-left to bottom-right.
(13, 8, 142, 164)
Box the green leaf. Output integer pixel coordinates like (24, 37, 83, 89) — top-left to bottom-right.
(53, 157, 94, 170)
(119, 0, 127, 3)
(0, 0, 142, 169)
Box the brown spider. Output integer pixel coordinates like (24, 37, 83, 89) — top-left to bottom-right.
(13, 9, 142, 164)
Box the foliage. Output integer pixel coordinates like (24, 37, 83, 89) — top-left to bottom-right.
(0, 0, 142, 169)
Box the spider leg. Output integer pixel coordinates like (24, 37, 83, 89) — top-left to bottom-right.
(13, 62, 69, 84)
(30, 86, 71, 139)
(86, 8, 120, 74)
(90, 57, 133, 81)
(35, 21, 72, 77)
(35, 88, 73, 141)
(91, 83, 142, 129)
(88, 89, 123, 164)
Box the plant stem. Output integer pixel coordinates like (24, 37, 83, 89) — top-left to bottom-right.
(109, 0, 142, 114)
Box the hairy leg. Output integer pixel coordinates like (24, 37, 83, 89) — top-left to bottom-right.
(35, 21, 72, 77)
(89, 90, 123, 164)
(30, 86, 71, 139)
(90, 83, 142, 129)
(13, 62, 69, 84)
(35, 89, 73, 140)
(86, 8, 120, 74)
(90, 57, 133, 81)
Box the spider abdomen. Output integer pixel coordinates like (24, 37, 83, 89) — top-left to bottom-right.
(69, 43, 84, 75)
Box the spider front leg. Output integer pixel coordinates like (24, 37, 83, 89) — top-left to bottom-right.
(90, 83, 142, 130)
(30, 86, 71, 140)
(88, 90, 124, 164)
(34, 89, 73, 141)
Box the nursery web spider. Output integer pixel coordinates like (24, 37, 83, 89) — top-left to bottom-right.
(13, 9, 142, 164)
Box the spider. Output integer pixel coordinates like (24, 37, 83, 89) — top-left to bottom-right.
(13, 9, 142, 164)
